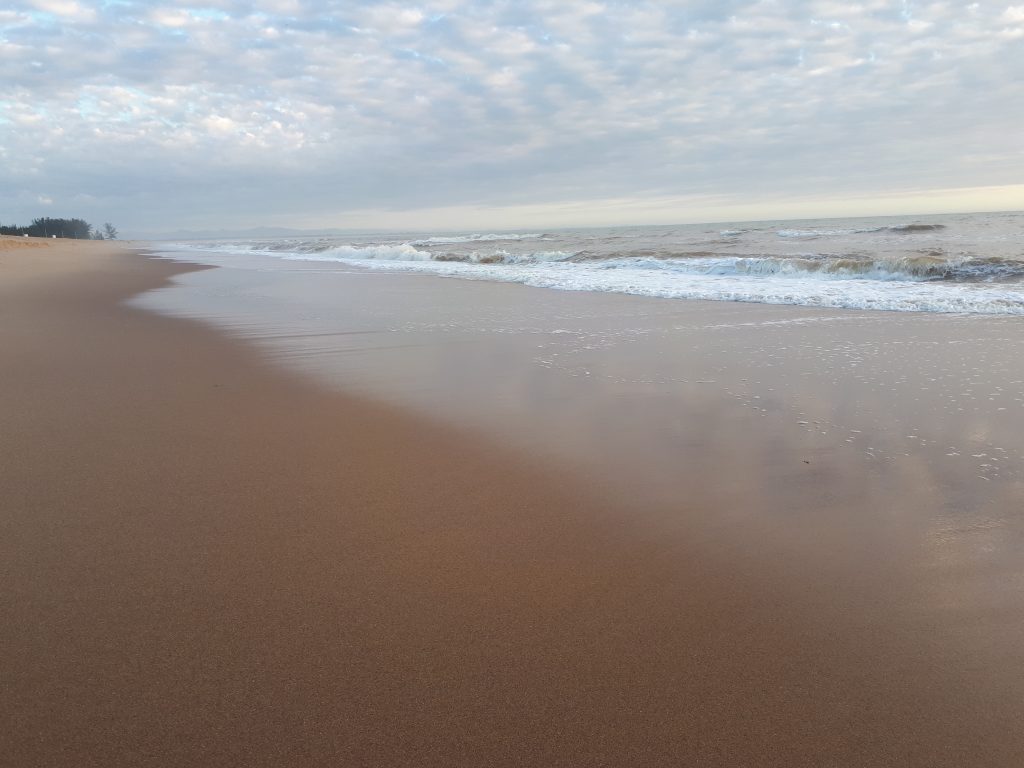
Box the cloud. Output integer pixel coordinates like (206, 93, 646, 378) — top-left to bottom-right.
(1, 0, 1022, 231)
(29, 0, 95, 21)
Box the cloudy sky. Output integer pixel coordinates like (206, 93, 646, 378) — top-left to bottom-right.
(2, 0, 1023, 234)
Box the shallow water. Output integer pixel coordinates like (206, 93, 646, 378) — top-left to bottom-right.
(134, 249, 1024, 522)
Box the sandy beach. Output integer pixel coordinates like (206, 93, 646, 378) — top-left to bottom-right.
(3, 236, 1024, 767)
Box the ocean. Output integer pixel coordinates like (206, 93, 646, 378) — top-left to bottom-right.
(137, 212, 1024, 509)
(162, 210, 1024, 314)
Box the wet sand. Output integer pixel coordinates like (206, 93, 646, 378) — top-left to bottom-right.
(3, 237, 1024, 766)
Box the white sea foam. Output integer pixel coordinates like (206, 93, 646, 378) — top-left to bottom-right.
(601, 255, 969, 281)
(776, 227, 880, 238)
(469, 250, 574, 264)
(281, 246, 574, 265)
(409, 233, 544, 245)
(283, 243, 433, 261)
(322, 257, 1024, 315)
(161, 213, 1024, 315)
(775, 224, 944, 238)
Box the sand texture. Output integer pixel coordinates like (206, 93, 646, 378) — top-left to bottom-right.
(2, 240, 1023, 767)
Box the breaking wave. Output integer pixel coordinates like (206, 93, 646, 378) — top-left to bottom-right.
(284, 244, 433, 261)
(595, 254, 1024, 282)
(776, 223, 947, 238)
(887, 223, 947, 233)
(327, 258, 1024, 315)
(777, 228, 876, 238)
(409, 233, 545, 245)
(301, 249, 1024, 283)
(163, 213, 1024, 315)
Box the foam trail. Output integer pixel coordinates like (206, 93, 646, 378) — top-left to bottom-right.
(285, 244, 432, 261)
(163, 212, 1024, 315)
(329, 259, 1024, 315)
(410, 233, 544, 245)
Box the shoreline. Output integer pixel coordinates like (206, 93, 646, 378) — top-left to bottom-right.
(149, 209, 1024, 316)
(138, 246, 1024, 516)
(3, 238, 1024, 765)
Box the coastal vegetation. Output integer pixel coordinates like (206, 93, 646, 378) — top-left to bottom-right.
(0, 217, 117, 239)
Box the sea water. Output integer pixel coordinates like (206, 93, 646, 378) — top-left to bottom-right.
(138, 220, 1024, 508)
(135, 211, 1024, 656)
(162, 210, 1024, 314)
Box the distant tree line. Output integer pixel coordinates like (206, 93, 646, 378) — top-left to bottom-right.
(0, 218, 117, 240)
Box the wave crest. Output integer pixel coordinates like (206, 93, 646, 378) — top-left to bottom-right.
(286, 244, 433, 261)
(409, 233, 545, 245)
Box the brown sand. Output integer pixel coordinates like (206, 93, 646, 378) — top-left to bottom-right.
(0, 237, 49, 251)
(2, 239, 1023, 766)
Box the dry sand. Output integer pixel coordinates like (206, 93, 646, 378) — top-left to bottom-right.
(2, 237, 1023, 766)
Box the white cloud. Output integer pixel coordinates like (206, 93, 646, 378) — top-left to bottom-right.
(150, 9, 191, 28)
(1, 0, 1022, 230)
(1003, 6, 1024, 23)
(29, 0, 95, 21)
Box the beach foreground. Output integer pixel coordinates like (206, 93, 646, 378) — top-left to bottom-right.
(3, 237, 1024, 766)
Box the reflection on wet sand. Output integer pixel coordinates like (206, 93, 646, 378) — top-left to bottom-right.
(137, 255, 1024, 761)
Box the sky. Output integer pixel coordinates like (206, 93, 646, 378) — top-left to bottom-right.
(2, 0, 1023, 236)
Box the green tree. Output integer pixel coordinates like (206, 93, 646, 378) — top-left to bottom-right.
(26, 218, 93, 239)
(103, 222, 118, 239)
